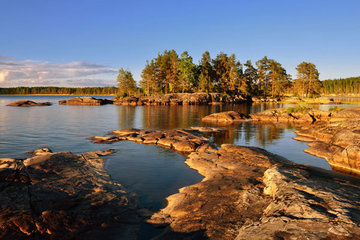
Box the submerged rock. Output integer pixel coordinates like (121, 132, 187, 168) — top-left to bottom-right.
(6, 100, 52, 107)
(0, 149, 140, 239)
(58, 97, 113, 105)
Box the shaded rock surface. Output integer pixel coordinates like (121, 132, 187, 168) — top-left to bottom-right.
(58, 97, 112, 105)
(0, 149, 141, 240)
(6, 100, 52, 107)
(93, 128, 360, 239)
(112, 93, 249, 106)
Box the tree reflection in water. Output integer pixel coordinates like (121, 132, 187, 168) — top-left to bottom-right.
(116, 102, 292, 148)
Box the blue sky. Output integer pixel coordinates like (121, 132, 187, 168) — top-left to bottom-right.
(0, 0, 359, 86)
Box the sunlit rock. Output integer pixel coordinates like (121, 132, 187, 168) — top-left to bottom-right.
(202, 111, 251, 124)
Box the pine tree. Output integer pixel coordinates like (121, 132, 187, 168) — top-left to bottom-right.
(256, 56, 270, 97)
(244, 60, 258, 95)
(178, 51, 197, 92)
(117, 68, 137, 97)
(268, 59, 290, 97)
(198, 51, 214, 93)
(294, 62, 321, 97)
(140, 60, 157, 96)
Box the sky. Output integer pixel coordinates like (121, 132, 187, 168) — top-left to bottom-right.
(0, 0, 359, 87)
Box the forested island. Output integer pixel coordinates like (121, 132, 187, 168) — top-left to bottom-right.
(1, 50, 359, 97)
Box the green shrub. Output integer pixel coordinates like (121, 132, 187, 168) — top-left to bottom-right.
(328, 106, 343, 112)
(285, 105, 311, 113)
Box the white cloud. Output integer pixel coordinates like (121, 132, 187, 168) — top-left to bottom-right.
(0, 57, 117, 86)
(0, 71, 9, 82)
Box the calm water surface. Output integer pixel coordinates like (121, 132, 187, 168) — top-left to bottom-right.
(1, 95, 357, 238)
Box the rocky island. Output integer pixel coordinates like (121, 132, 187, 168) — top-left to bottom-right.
(6, 100, 52, 107)
(58, 96, 113, 105)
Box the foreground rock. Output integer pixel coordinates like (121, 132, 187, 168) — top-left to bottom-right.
(0, 149, 141, 240)
(93, 128, 360, 239)
(112, 93, 250, 106)
(58, 97, 113, 105)
(6, 100, 52, 107)
(202, 111, 251, 124)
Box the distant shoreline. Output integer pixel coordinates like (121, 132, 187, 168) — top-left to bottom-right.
(0, 94, 116, 96)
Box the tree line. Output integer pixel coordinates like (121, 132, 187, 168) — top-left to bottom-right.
(0, 87, 118, 95)
(118, 49, 323, 98)
(321, 77, 360, 95)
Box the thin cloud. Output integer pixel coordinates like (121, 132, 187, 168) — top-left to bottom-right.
(0, 57, 117, 86)
(0, 55, 14, 60)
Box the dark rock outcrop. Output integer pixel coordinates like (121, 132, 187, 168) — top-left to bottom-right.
(58, 97, 113, 105)
(0, 149, 141, 240)
(6, 100, 52, 107)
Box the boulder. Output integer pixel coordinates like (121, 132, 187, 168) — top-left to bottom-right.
(202, 111, 251, 124)
(7, 100, 52, 107)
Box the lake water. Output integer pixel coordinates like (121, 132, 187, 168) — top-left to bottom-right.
(0, 95, 356, 239)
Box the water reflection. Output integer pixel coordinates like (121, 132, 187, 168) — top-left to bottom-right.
(115, 103, 330, 170)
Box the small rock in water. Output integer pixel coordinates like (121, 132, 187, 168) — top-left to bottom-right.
(94, 149, 116, 156)
(29, 147, 53, 156)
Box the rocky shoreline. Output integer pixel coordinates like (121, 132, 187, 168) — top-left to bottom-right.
(246, 107, 360, 176)
(112, 93, 249, 106)
(2, 105, 360, 239)
(90, 127, 360, 239)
